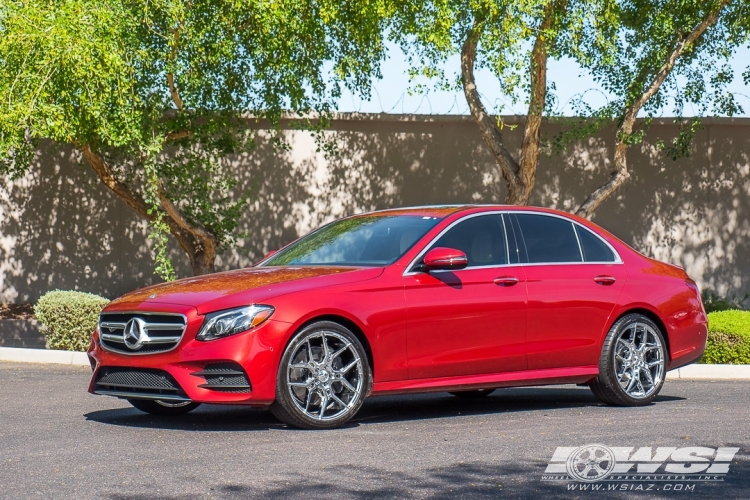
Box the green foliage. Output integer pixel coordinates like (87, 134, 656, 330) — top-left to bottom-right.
(701, 310, 750, 364)
(557, 0, 750, 155)
(701, 288, 749, 313)
(0, 0, 392, 278)
(34, 290, 109, 351)
(391, 0, 600, 114)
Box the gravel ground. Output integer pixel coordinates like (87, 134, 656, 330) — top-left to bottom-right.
(0, 362, 747, 499)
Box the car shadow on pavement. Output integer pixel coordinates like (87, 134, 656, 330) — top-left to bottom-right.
(105, 455, 749, 500)
(84, 386, 685, 432)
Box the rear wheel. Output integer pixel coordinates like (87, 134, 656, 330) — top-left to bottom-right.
(128, 399, 201, 416)
(449, 389, 495, 399)
(270, 321, 372, 429)
(589, 313, 667, 406)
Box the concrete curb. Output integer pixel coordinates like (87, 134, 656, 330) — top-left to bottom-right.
(666, 364, 750, 380)
(0, 347, 749, 378)
(0, 347, 89, 366)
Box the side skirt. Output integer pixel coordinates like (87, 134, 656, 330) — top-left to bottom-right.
(371, 366, 599, 396)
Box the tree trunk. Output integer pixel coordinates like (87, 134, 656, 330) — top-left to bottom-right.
(461, 3, 561, 206)
(78, 143, 217, 277)
(575, 1, 729, 219)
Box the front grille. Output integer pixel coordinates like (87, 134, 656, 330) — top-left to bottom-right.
(192, 362, 252, 393)
(94, 367, 190, 402)
(98, 312, 187, 355)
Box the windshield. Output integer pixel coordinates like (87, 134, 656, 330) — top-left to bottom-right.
(263, 215, 441, 267)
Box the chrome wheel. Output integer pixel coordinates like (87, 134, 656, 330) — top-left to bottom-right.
(613, 321, 664, 399)
(286, 330, 364, 422)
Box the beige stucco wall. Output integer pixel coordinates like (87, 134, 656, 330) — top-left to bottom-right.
(1, 114, 748, 303)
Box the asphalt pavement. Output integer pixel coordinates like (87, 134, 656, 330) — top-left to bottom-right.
(0, 362, 748, 499)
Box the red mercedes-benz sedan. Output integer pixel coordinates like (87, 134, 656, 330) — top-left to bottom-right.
(87, 205, 707, 429)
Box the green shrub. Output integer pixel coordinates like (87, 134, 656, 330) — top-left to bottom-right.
(701, 310, 750, 364)
(34, 290, 109, 351)
(701, 288, 748, 313)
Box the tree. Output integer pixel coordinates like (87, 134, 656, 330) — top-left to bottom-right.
(568, 0, 749, 218)
(0, 0, 390, 278)
(392, 0, 608, 205)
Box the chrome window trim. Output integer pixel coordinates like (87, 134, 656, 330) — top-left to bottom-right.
(572, 220, 585, 262)
(500, 214, 511, 265)
(97, 311, 188, 356)
(402, 210, 623, 277)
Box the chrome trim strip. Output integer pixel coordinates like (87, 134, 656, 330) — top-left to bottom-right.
(572, 222, 584, 262)
(403, 210, 623, 277)
(93, 389, 191, 402)
(97, 311, 188, 356)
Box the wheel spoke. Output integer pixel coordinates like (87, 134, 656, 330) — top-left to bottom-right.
(340, 359, 359, 374)
(289, 381, 310, 387)
(319, 393, 329, 418)
(330, 392, 348, 409)
(320, 333, 331, 362)
(641, 366, 654, 386)
(330, 344, 350, 362)
(339, 377, 357, 393)
(304, 388, 313, 411)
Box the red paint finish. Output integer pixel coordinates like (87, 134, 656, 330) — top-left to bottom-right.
(88, 205, 708, 408)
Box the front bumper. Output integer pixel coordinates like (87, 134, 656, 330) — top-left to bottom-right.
(88, 308, 291, 406)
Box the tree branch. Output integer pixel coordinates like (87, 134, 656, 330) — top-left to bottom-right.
(156, 180, 216, 251)
(78, 143, 152, 220)
(461, 14, 522, 202)
(575, 1, 729, 218)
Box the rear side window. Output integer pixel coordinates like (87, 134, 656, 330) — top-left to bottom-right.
(514, 214, 582, 263)
(575, 225, 616, 262)
(430, 214, 508, 267)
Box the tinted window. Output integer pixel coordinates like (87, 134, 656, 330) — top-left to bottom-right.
(515, 214, 582, 263)
(576, 226, 616, 262)
(429, 214, 507, 267)
(264, 215, 439, 266)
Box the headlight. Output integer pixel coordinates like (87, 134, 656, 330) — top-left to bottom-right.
(196, 305, 275, 341)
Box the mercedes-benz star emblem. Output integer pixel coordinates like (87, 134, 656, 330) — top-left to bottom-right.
(123, 318, 147, 350)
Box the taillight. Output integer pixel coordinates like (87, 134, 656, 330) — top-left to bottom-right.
(685, 279, 705, 314)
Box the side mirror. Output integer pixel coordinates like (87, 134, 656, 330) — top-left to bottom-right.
(423, 247, 468, 271)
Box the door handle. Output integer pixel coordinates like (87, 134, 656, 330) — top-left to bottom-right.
(594, 275, 616, 285)
(494, 276, 519, 286)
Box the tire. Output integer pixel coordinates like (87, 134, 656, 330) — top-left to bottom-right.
(449, 389, 495, 399)
(270, 321, 372, 429)
(127, 399, 201, 416)
(589, 313, 668, 406)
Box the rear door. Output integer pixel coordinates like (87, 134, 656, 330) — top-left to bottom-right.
(403, 213, 527, 379)
(507, 213, 626, 370)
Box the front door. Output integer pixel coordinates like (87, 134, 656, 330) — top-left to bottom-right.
(404, 214, 528, 379)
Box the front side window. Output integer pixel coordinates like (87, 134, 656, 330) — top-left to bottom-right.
(263, 215, 440, 267)
(514, 214, 582, 263)
(427, 214, 508, 268)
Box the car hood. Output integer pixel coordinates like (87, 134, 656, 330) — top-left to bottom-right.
(106, 266, 383, 314)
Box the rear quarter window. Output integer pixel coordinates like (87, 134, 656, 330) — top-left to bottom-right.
(575, 225, 616, 262)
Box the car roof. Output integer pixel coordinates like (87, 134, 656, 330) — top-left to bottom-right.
(356, 205, 500, 219)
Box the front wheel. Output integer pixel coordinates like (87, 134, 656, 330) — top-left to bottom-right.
(270, 321, 372, 429)
(128, 399, 201, 416)
(589, 313, 667, 406)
